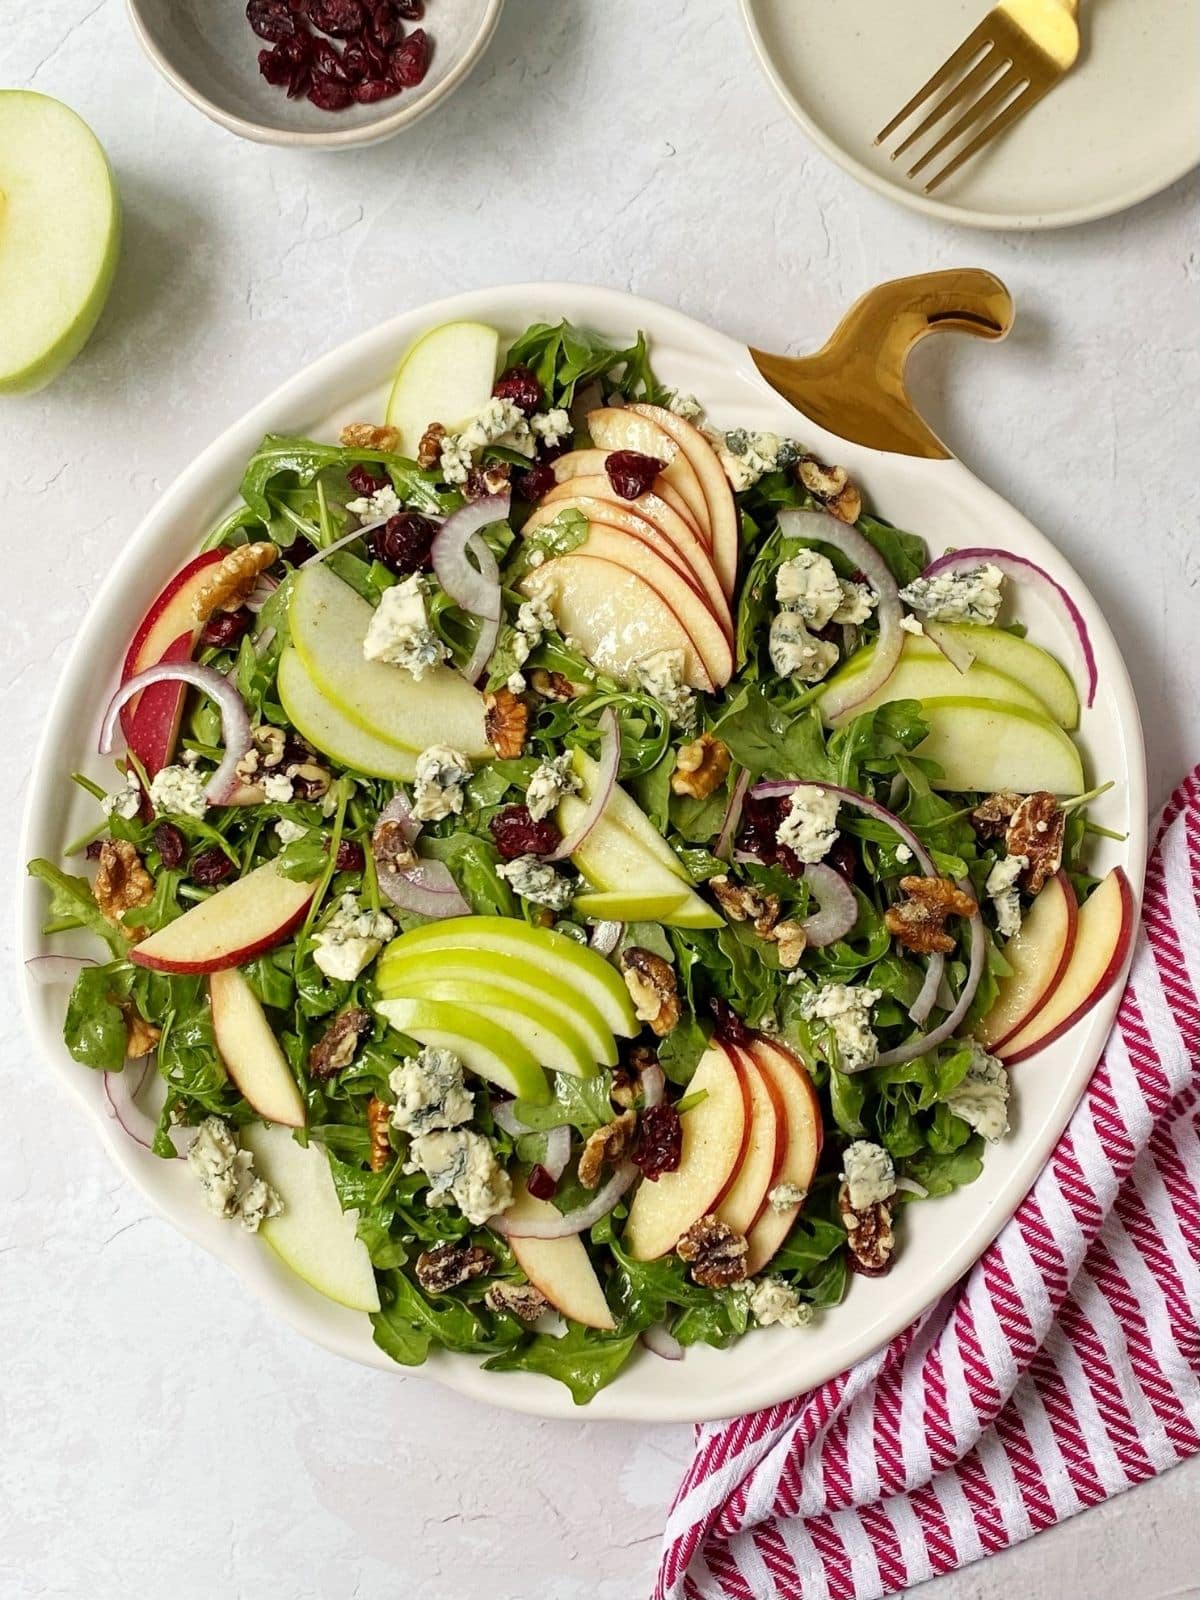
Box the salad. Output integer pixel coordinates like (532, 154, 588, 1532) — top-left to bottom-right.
(27, 315, 1130, 1404)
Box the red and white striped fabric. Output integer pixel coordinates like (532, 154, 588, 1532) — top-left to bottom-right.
(656, 768, 1200, 1600)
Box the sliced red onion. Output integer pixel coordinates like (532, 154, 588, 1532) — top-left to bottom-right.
(462, 612, 500, 686)
(589, 920, 623, 956)
(377, 859, 471, 920)
(908, 955, 945, 1027)
(245, 573, 279, 614)
(26, 955, 96, 985)
(799, 863, 858, 947)
(254, 625, 277, 659)
(102, 1058, 155, 1150)
(919, 548, 1097, 707)
(300, 515, 391, 568)
(714, 768, 751, 863)
(543, 1124, 571, 1182)
(491, 1159, 638, 1239)
(642, 1323, 684, 1361)
(895, 1176, 930, 1199)
(640, 1059, 666, 1109)
(922, 619, 975, 674)
(779, 509, 903, 720)
(873, 888, 986, 1069)
(100, 662, 252, 806)
(549, 707, 619, 861)
(375, 791, 422, 846)
(431, 494, 508, 621)
(751, 781, 937, 877)
(490, 1101, 530, 1138)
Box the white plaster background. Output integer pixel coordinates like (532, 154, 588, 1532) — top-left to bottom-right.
(2, 2, 1199, 1597)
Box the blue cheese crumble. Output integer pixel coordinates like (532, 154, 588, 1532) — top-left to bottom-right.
(505, 594, 557, 693)
(797, 983, 883, 1073)
(768, 611, 839, 683)
(102, 780, 142, 821)
(525, 752, 580, 822)
(945, 1047, 1010, 1142)
(346, 483, 402, 522)
(776, 784, 840, 864)
(440, 397, 536, 486)
(274, 817, 309, 845)
(708, 428, 795, 493)
(148, 762, 208, 820)
(412, 744, 471, 822)
(362, 575, 447, 681)
(899, 563, 1005, 626)
(743, 1275, 813, 1329)
(669, 392, 704, 422)
(312, 892, 396, 982)
(389, 1046, 473, 1135)
(497, 853, 576, 911)
(768, 1182, 808, 1212)
(188, 1117, 281, 1232)
(531, 408, 571, 448)
(634, 648, 697, 729)
(986, 853, 1028, 939)
(840, 1139, 897, 1209)
(405, 1128, 513, 1225)
(263, 772, 294, 803)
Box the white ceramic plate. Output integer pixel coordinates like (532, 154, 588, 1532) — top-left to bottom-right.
(18, 283, 1146, 1422)
(741, 0, 1200, 229)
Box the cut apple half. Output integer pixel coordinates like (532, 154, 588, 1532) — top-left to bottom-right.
(997, 867, 1134, 1065)
(241, 1123, 380, 1313)
(376, 976, 598, 1079)
(975, 871, 1078, 1050)
(623, 1042, 750, 1260)
(210, 966, 306, 1128)
(374, 997, 552, 1104)
(628, 403, 739, 600)
(818, 634, 1055, 727)
(384, 319, 499, 457)
(130, 862, 318, 974)
(716, 1048, 786, 1236)
(519, 554, 715, 692)
(551, 451, 709, 543)
(916, 697, 1086, 795)
(501, 1181, 616, 1330)
(278, 648, 418, 781)
(586, 406, 711, 538)
(744, 1037, 824, 1276)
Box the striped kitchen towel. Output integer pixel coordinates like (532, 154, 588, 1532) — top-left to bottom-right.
(657, 768, 1200, 1600)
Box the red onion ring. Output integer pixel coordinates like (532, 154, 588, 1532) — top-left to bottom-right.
(254, 625, 277, 659)
(245, 573, 279, 614)
(640, 1059, 666, 1109)
(462, 612, 500, 687)
(542, 1124, 571, 1182)
(641, 1323, 684, 1361)
(798, 863, 858, 947)
(908, 956, 945, 1028)
(895, 1176, 930, 1198)
(588, 920, 623, 956)
(431, 494, 508, 621)
(873, 890, 986, 1069)
(372, 793, 471, 919)
(102, 1057, 155, 1150)
(918, 548, 1097, 707)
(779, 510, 902, 720)
(922, 619, 975, 674)
(26, 955, 96, 985)
(549, 707, 620, 861)
(490, 1101, 530, 1138)
(100, 662, 252, 806)
(714, 768, 751, 863)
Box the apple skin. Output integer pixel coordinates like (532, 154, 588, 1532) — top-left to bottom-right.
(501, 1182, 617, 1331)
(914, 696, 1085, 795)
(743, 1036, 824, 1276)
(551, 451, 710, 544)
(277, 647, 418, 782)
(975, 871, 1078, 1051)
(373, 996, 552, 1104)
(376, 975, 598, 1079)
(819, 636, 1054, 727)
(130, 863, 317, 974)
(998, 867, 1135, 1065)
(716, 1047, 787, 1236)
(628, 403, 739, 599)
(384, 319, 498, 457)
(210, 966, 306, 1129)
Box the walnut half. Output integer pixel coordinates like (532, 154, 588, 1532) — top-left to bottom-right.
(619, 949, 681, 1037)
(670, 733, 731, 800)
(340, 421, 401, 453)
(885, 875, 977, 955)
(676, 1214, 749, 1288)
(1005, 791, 1065, 894)
(192, 542, 279, 622)
(838, 1183, 895, 1277)
(577, 1110, 636, 1190)
(797, 455, 862, 524)
(485, 1282, 551, 1322)
(367, 1096, 392, 1173)
(484, 687, 529, 759)
(309, 1006, 371, 1080)
(92, 840, 154, 936)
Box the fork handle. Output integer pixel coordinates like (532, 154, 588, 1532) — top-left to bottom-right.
(750, 269, 1014, 460)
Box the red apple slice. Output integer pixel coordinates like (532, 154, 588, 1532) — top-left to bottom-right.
(504, 1181, 617, 1330)
(628, 403, 739, 600)
(524, 495, 707, 608)
(998, 867, 1135, 1065)
(120, 549, 226, 773)
(717, 1048, 786, 1235)
(520, 554, 716, 692)
(210, 966, 306, 1128)
(551, 450, 710, 545)
(976, 871, 1078, 1050)
(744, 1037, 824, 1276)
(587, 407, 711, 538)
(131, 862, 318, 974)
(623, 1041, 750, 1260)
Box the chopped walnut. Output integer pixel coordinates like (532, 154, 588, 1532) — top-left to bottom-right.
(309, 1006, 371, 1079)
(484, 687, 529, 758)
(676, 1214, 749, 1288)
(372, 816, 417, 873)
(416, 421, 446, 470)
(709, 875, 781, 938)
(577, 1110, 637, 1190)
(771, 919, 808, 971)
(415, 1241, 494, 1294)
(466, 460, 512, 500)
(670, 733, 732, 800)
(971, 791, 1021, 840)
(613, 1044, 659, 1109)
(1005, 791, 1065, 894)
(529, 669, 579, 702)
(339, 421, 400, 452)
(797, 455, 862, 524)
(619, 949, 681, 1037)
(838, 1182, 895, 1276)
(885, 875, 978, 955)
(253, 725, 288, 769)
(92, 840, 154, 935)
(287, 760, 331, 802)
(485, 1281, 550, 1322)
(367, 1096, 392, 1172)
(123, 1008, 161, 1059)
(193, 542, 279, 622)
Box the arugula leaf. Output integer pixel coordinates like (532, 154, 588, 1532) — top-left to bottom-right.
(514, 1070, 614, 1134)
(63, 962, 132, 1071)
(858, 515, 928, 587)
(484, 1323, 639, 1404)
(504, 507, 588, 582)
(502, 321, 668, 409)
(420, 834, 513, 918)
(28, 859, 126, 958)
(715, 688, 835, 783)
(657, 1013, 709, 1085)
(903, 1136, 985, 1196)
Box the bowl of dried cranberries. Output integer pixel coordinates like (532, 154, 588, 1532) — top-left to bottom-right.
(125, 0, 505, 148)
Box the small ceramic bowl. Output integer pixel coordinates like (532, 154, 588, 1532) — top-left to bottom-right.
(125, 0, 504, 149)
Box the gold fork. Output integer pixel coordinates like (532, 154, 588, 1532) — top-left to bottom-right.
(875, 0, 1081, 194)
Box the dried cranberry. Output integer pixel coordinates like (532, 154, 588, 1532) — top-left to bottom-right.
(201, 608, 253, 649)
(361, 29, 390, 71)
(347, 463, 386, 496)
(365, 511, 437, 575)
(278, 534, 317, 566)
(526, 1163, 556, 1201)
(395, 0, 423, 16)
(827, 837, 859, 884)
(190, 847, 235, 887)
(736, 793, 785, 867)
(305, 0, 365, 36)
(353, 76, 396, 102)
(390, 28, 429, 86)
(258, 44, 296, 86)
(537, 435, 570, 467)
(633, 1103, 682, 1181)
(309, 34, 346, 77)
(490, 805, 561, 860)
(247, 0, 297, 42)
(308, 73, 355, 110)
(85, 839, 104, 861)
(514, 462, 556, 503)
(335, 838, 366, 872)
(709, 996, 752, 1047)
(605, 450, 665, 501)
(368, 0, 400, 46)
(492, 364, 544, 418)
(154, 823, 187, 870)
(281, 731, 317, 770)
(339, 40, 370, 81)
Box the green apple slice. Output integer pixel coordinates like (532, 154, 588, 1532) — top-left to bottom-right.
(381, 917, 637, 1038)
(818, 637, 1052, 726)
(289, 563, 491, 760)
(928, 623, 1079, 730)
(917, 697, 1085, 794)
(0, 92, 121, 395)
(374, 997, 552, 1104)
(572, 889, 694, 922)
(384, 320, 500, 457)
(241, 1123, 380, 1313)
(278, 647, 418, 780)
(376, 976, 597, 1078)
(570, 749, 688, 880)
(376, 946, 616, 1066)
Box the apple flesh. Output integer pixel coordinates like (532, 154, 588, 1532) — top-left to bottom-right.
(916, 697, 1085, 794)
(917, 622, 1080, 730)
(627, 403, 740, 600)
(716, 1048, 786, 1235)
(373, 996, 552, 1104)
(277, 647, 418, 781)
(624, 1042, 750, 1260)
(975, 871, 1078, 1050)
(241, 1123, 380, 1313)
(744, 1037, 824, 1275)
(0, 92, 121, 394)
(500, 1182, 616, 1330)
(998, 867, 1134, 1064)
(819, 635, 1055, 727)
(130, 862, 317, 974)
(384, 319, 499, 458)
(551, 451, 709, 544)
(209, 966, 306, 1128)
(377, 976, 597, 1078)
(586, 407, 712, 546)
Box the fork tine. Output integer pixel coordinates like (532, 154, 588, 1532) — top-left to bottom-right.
(889, 50, 1002, 160)
(924, 77, 1053, 191)
(874, 23, 993, 144)
(905, 62, 1026, 180)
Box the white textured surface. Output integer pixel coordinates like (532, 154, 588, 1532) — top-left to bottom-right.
(2, 2, 1199, 1597)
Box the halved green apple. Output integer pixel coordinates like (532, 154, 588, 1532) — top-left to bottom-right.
(384, 319, 499, 457)
(373, 996, 551, 1104)
(376, 976, 597, 1078)
(916, 697, 1085, 794)
(278, 647, 419, 781)
(818, 635, 1053, 726)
